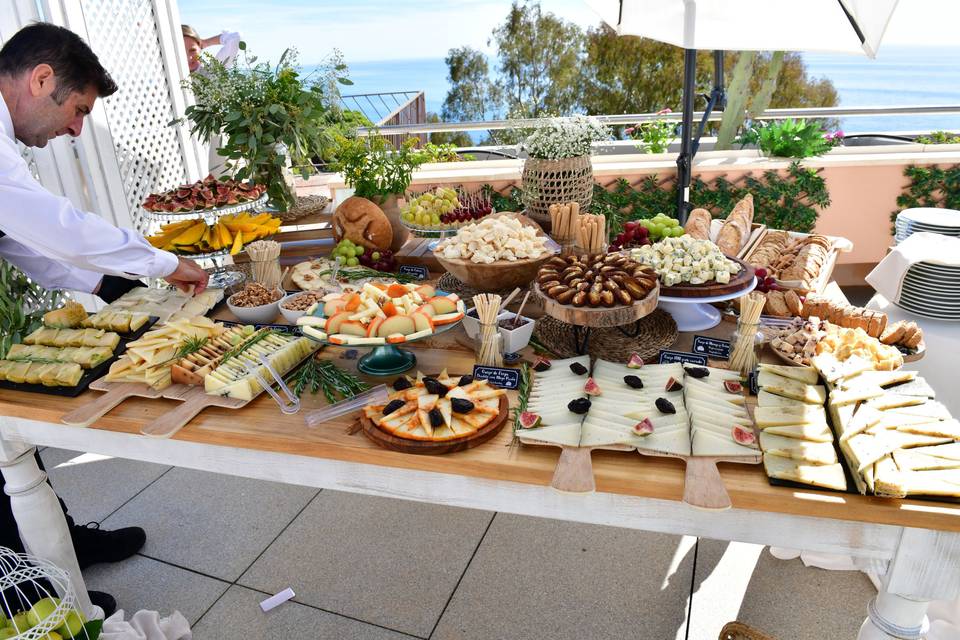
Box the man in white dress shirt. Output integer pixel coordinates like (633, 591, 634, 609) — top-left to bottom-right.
(0, 23, 209, 615)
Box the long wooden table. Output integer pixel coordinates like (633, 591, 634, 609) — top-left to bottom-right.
(1, 316, 958, 639)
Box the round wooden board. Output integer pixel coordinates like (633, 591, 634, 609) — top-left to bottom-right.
(535, 281, 660, 328)
(659, 256, 756, 299)
(770, 339, 925, 367)
(360, 395, 510, 455)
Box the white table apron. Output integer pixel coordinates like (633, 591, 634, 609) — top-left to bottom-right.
(4, 413, 960, 639)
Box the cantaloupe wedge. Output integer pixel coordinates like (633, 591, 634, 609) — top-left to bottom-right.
(325, 311, 352, 334)
(432, 311, 465, 325)
(378, 314, 416, 337)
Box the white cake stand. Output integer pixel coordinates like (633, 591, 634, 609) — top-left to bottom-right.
(658, 277, 757, 332)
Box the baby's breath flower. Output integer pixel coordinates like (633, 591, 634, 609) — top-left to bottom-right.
(523, 115, 611, 160)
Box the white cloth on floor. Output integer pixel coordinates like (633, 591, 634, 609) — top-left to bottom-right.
(865, 232, 960, 302)
(100, 609, 191, 640)
(770, 548, 960, 639)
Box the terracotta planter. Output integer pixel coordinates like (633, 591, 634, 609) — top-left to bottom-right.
(521, 155, 594, 229)
(372, 194, 409, 252)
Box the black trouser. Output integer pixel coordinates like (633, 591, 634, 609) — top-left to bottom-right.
(0, 274, 144, 553)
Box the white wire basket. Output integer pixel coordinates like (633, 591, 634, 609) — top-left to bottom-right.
(0, 546, 87, 639)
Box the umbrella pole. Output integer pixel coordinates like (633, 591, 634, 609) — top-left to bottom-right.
(676, 48, 698, 225)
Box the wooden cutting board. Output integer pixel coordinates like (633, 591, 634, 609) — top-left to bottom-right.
(659, 256, 755, 298)
(516, 434, 634, 493)
(60, 378, 163, 427)
(360, 396, 510, 455)
(635, 448, 761, 510)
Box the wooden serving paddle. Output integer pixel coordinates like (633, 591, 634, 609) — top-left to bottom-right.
(636, 448, 761, 510)
(61, 378, 163, 427)
(139, 384, 247, 439)
(518, 436, 633, 494)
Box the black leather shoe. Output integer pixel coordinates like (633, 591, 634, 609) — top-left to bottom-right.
(72, 522, 146, 569)
(89, 591, 117, 618)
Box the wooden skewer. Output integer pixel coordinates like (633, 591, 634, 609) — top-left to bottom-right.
(278, 266, 290, 291)
(513, 290, 531, 328)
(501, 287, 521, 309)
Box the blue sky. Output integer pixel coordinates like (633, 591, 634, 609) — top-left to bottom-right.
(179, 0, 960, 66)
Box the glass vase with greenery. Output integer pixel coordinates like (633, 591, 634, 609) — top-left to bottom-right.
(736, 118, 842, 159)
(178, 47, 353, 211)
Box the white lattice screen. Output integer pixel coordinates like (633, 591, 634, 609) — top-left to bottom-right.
(79, 0, 198, 234)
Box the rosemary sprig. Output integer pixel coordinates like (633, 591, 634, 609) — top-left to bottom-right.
(511, 363, 531, 435)
(220, 329, 278, 366)
(315, 267, 418, 284)
(153, 335, 209, 368)
(288, 356, 368, 402)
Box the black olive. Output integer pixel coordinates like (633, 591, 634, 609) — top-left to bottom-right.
(423, 377, 447, 397)
(451, 398, 475, 414)
(569, 362, 588, 376)
(458, 375, 474, 386)
(684, 366, 709, 378)
(623, 375, 644, 389)
(567, 397, 592, 414)
(392, 377, 412, 391)
(382, 399, 405, 415)
(428, 407, 444, 428)
(655, 397, 676, 414)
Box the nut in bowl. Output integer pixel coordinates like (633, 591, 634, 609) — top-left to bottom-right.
(227, 283, 284, 324)
(279, 291, 325, 324)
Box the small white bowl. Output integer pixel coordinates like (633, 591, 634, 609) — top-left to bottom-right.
(498, 311, 535, 354)
(278, 292, 323, 324)
(462, 307, 510, 340)
(227, 289, 283, 325)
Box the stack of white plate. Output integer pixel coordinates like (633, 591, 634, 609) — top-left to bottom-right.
(895, 208, 960, 244)
(898, 261, 960, 321)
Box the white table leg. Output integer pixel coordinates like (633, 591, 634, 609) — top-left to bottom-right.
(0, 438, 96, 618)
(858, 527, 960, 639)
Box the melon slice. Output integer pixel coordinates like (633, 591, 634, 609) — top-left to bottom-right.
(324, 311, 352, 334)
(411, 312, 435, 333)
(416, 284, 436, 299)
(429, 296, 457, 315)
(377, 314, 416, 338)
(340, 320, 368, 337)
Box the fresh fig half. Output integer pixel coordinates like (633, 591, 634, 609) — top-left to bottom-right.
(723, 380, 744, 394)
(732, 425, 756, 446)
(626, 353, 645, 369)
(583, 377, 602, 396)
(632, 418, 654, 436)
(519, 411, 542, 429)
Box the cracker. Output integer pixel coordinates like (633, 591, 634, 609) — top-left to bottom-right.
(785, 289, 803, 316)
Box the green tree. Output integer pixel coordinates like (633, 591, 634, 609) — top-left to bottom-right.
(491, 0, 584, 118)
(426, 112, 473, 147)
(442, 46, 500, 123)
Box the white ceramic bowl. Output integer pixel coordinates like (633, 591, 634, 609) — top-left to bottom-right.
(227, 288, 283, 325)
(278, 292, 324, 324)
(497, 311, 535, 354)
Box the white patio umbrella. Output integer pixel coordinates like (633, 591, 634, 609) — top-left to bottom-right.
(586, 0, 900, 222)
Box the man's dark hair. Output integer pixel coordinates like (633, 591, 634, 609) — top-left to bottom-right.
(0, 22, 117, 102)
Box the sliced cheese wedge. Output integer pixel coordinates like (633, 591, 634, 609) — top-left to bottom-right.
(883, 401, 952, 421)
(516, 423, 581, 447)
(876, 468, 960, 498)
(633, 429, 691, 456)
(580, 424, 633, 447)
(755, 405, 827, 427)
(896, 419, 960, 439)
(893, 449, 960, 472)
(692, 428, 758, 457)
(837, 405, 883, 441)
(848, 369, 918, 390)
(759, 434, 838, 464)
(757, 390, 812, 409)
(759, 363, 819, 384)
(865, 393, 925, 411)
(827, 385, 884, 408)
(758, 370, 826, 404)
(886, 376, 934, 398)
(763, 454, 847, 491)
(763, 423, 834, 443)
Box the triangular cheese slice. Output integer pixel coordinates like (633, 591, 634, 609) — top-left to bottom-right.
(893, 449, 960, 472)
(763, 423, 833, 443)
(692, 429, 758, 457)
(759, 363, 819, 384)
(759, 434, 837, 464)
(763, 454, 847, 491)
(884, 402, 952, 421)
(865, 393, 925, 411)
(757, 390, 811, 409)
(517, 423, 581, 446)
(580, 424, 632, 447)
(896, 419, 960, 439)
(437, 398, 453, 429)
(755, 406, 827, 427)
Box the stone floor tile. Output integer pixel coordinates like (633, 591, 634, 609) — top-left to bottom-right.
(432, 513, 694, 640)
(192, 585, 415, 640)
(83, 554, 229, 625)
(102, 467, 317, 581)
(239, 490, 492, 638)
(40, 447, 171, 523)
(688, 539, 875, 640)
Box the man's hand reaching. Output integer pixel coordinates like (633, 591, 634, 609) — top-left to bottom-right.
(164, 256, 209, 295)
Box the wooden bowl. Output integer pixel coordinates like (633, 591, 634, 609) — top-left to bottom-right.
(433, 213, 559, 293)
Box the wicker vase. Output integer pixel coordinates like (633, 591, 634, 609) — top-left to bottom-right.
(521, 155, 594, 230)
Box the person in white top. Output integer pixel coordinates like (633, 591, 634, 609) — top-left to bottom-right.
(0, 22, 208, 617)
(181, 24, 242, 73)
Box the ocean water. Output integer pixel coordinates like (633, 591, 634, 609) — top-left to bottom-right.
(326, 46, 960, 135)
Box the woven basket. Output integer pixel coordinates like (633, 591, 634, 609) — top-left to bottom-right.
(719, 622, 777, 640)
(521, 155, 593, 228)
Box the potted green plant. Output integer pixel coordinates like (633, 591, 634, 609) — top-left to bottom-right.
(519, 115, 611, 226)
(736, 118, 843, 159)
(178, 47, 351, 211)
(331, 134, 428, 250)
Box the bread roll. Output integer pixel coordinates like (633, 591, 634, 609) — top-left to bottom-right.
(683, 208, 712, 240)
(332, 196, 393, 251)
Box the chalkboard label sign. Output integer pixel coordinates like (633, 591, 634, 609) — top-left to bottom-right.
(472, 365, 521, 390)
(657, 349, 708, 366)
(398, 264, 429, 280)
(692, 335, 732, 360)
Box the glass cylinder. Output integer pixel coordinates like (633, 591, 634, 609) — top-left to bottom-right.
(729, 320, 763, 377)
(475, 321, 503, 367)
(249, 257, 282, 290)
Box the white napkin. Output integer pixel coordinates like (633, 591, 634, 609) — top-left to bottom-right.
(100, 609, 192, 640)
(866, 232, 960, 303)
